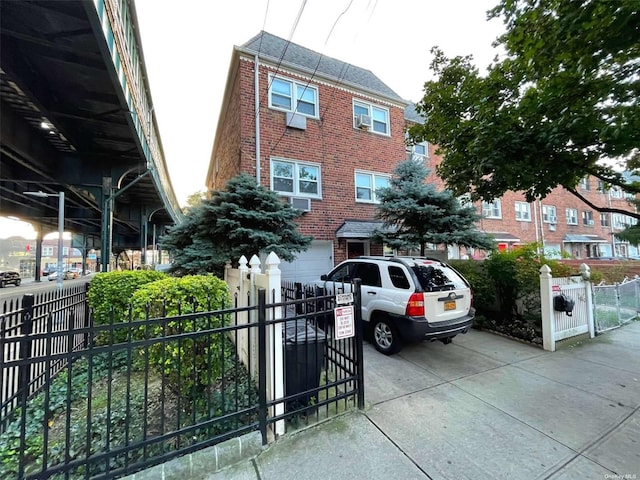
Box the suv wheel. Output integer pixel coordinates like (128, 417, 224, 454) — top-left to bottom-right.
(372, 317, 401, 355)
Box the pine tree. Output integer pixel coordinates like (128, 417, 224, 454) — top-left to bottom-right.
(162, 174, 312, 275)
(372, 160, 494, 255)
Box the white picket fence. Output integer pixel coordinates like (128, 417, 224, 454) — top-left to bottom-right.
(539, 264, 595, 352)
(224, 252, 285, 437)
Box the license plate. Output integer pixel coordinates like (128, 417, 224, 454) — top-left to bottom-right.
(444, 301, 456, 311)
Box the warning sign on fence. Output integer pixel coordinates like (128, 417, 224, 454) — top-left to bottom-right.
(334, 305, 355, 339)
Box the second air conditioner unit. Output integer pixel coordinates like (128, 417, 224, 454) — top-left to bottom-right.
(355, 114, 372, 129)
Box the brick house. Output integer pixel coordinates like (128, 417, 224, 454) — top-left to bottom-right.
(208, 31, 639, 281)
(207, 31, 418, 281)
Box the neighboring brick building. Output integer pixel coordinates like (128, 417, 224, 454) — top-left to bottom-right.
(208, 31, 639, 281)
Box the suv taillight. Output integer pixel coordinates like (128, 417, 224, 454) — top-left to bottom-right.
(406, 292, 425, 316)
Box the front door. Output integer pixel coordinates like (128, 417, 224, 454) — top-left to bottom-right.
(347, 241, 369, 259)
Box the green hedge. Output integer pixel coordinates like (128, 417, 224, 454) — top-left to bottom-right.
(130, 275, 232, 399)
(87, 270, 168, 325)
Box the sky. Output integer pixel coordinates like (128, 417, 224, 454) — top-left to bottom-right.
(0, 0, 505, 239)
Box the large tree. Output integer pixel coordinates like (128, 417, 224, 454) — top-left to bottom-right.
(408, 0, 640, 231)
(371, 160, 495, 255)
(162, 174, 312, 275)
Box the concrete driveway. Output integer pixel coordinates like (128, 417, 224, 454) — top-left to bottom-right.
(138, 321, 640, 480)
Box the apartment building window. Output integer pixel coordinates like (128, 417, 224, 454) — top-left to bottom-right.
(355, 171, 390, 203)
(515, 202, 531, 221)
(542, 205, 557, 223)
(613, 214, 637, 229)
(582, 210, 594, 226)
(482, 200, 502, 219)
(566, 208, 578, 225)
(609, 187, 623, 199)
(597, 179, 605, 192)
(579, 177, 590, 190)
(269, 76, 318, 117)
(271, 159, 321, 197)
(353, 100, 389, 135)
(600, 213, 609, 227)
(42, 246, 54, 257)
(407, 142, 428, 163)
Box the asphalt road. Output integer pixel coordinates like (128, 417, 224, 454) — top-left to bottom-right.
(0, 276, 92, 304)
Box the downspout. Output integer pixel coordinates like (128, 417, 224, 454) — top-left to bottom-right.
(254, 54, 261, 185)
(537, 199, 545, 254)
(533, 200, 540, 249)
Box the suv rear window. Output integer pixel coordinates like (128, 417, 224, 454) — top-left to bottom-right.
(411, 263, 467, 292)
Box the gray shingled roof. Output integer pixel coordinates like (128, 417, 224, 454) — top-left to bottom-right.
(404, 102, 424, 123)
(240, 31, 404, 102)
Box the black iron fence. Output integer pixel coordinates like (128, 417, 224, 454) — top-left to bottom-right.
(0, 280, 363, 480)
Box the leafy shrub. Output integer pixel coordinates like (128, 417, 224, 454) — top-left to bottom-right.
(87, 270, 167, 325)
(448, 259, 496, 312)
(130, 275, 232, 399)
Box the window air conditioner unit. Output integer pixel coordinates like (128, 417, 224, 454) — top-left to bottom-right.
(290, 196, 311, 212)
(355, 114, 372, 129)
(548, 223, 556, 231)
(548, 215, 557, 224)
(587, 219, 595, 225)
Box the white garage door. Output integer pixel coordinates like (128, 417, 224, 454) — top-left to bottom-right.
(279, 241, 334, 283)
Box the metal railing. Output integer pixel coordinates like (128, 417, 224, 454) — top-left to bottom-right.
(1, 284, 90, 433)
(0, 281, 363, 479)
(593, 276, 640, 333)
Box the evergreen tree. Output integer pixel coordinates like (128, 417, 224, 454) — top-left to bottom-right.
(162, 174, 312, 275)
(372, 160, 495, 255)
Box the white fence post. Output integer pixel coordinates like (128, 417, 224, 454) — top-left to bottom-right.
(580, 263, 595, 339)
(264, 252, 285, 437)
(540, 264, 555, 352)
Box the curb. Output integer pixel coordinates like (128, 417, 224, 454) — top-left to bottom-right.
(123, 430, 264, 480)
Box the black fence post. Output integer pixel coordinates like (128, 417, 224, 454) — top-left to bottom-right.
(257, 288, 268, 445)
(295, 282, 303, 314)
(84, 282, 91, 348)
(18, 293, 35, 479)
(353, 279, 365, 410)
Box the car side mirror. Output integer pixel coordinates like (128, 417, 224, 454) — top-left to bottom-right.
(320, 274, 327, 281)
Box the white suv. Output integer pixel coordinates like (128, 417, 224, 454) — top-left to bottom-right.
(313, 256, 474, 355)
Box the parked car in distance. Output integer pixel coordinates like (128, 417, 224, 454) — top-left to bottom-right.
(48, 269, 77, 281)
(309, 256, 475, 355)
(0, 269, 21, 288)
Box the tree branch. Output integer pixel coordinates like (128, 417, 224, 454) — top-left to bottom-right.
(565, 187, 639, 220)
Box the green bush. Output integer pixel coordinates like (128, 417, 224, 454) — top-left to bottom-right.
(87, 270, 168, 325)
(448, 259, 496, 312)
(130, 275, 232, 400)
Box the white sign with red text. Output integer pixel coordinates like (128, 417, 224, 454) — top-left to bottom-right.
(334, 305, 355, 340)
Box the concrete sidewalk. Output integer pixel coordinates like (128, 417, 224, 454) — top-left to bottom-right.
(136, 321, 640, 480)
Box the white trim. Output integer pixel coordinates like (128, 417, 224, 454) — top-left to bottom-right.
(352, 99, 390, 136)
(268, 73, 319, 119)
(354, 170, 391, 203)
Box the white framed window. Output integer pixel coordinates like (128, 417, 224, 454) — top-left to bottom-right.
(42, 246, 54, 257)
(482, 200, 502, 219)
(609, 187, 623, 199)
(582, 210, 594, 226)
(515, 202, 531, 221)
(566, 208, 578, 225)
(613, 214, 637, 229)
(353, 100, 389, 135)
(355, 171, 390, 203)
(579, 177, 590, 190)
(600, 213, 609, 227)
(270, 158, 321, 198)
(542, 205, 557, 223)
(407, 141, 428, 163)
(269, 76, 319, 118)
